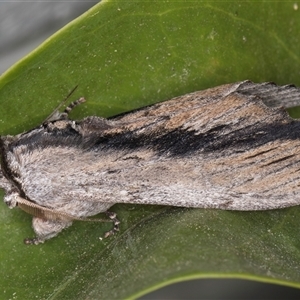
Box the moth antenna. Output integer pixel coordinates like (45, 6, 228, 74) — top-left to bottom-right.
(62, 97, 86, 117)
(43, 85, 85, 124)
(104, 211, 120, 238)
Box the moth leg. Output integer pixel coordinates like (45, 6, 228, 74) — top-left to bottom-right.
(104, 211, 120, 238)
(24, 217, 72, 245)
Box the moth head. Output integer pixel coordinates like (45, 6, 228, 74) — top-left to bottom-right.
(0, 135, 23, 199)
(0, 167, 11, 193)
(0, 138, 13, 193)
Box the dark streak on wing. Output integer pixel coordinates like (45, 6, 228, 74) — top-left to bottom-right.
(9, 81, 300, 161)
(89, 120, 300, 158)
(9, 125, 82, 152)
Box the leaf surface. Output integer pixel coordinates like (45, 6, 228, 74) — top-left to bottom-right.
(1, 1, 300, 299)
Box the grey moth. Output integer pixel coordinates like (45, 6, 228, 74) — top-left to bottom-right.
(1, 80, 300, 244)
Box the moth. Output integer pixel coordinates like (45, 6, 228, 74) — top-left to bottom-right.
(1, 80, 300, 245)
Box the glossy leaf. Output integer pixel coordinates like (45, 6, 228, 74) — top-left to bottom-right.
(1, 1, 300, 299)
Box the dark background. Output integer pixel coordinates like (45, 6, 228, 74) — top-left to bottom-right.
(1, 1, 300, 299)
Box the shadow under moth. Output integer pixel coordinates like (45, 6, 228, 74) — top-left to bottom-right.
(1, 80, 300, 244)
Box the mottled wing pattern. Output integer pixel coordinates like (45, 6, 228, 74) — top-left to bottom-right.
(6, 80, 300, 212)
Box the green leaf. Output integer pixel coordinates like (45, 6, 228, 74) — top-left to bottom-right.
(1, 1, 300, 299)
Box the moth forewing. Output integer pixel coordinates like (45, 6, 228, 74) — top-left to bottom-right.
(1, 80, 300, 244)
